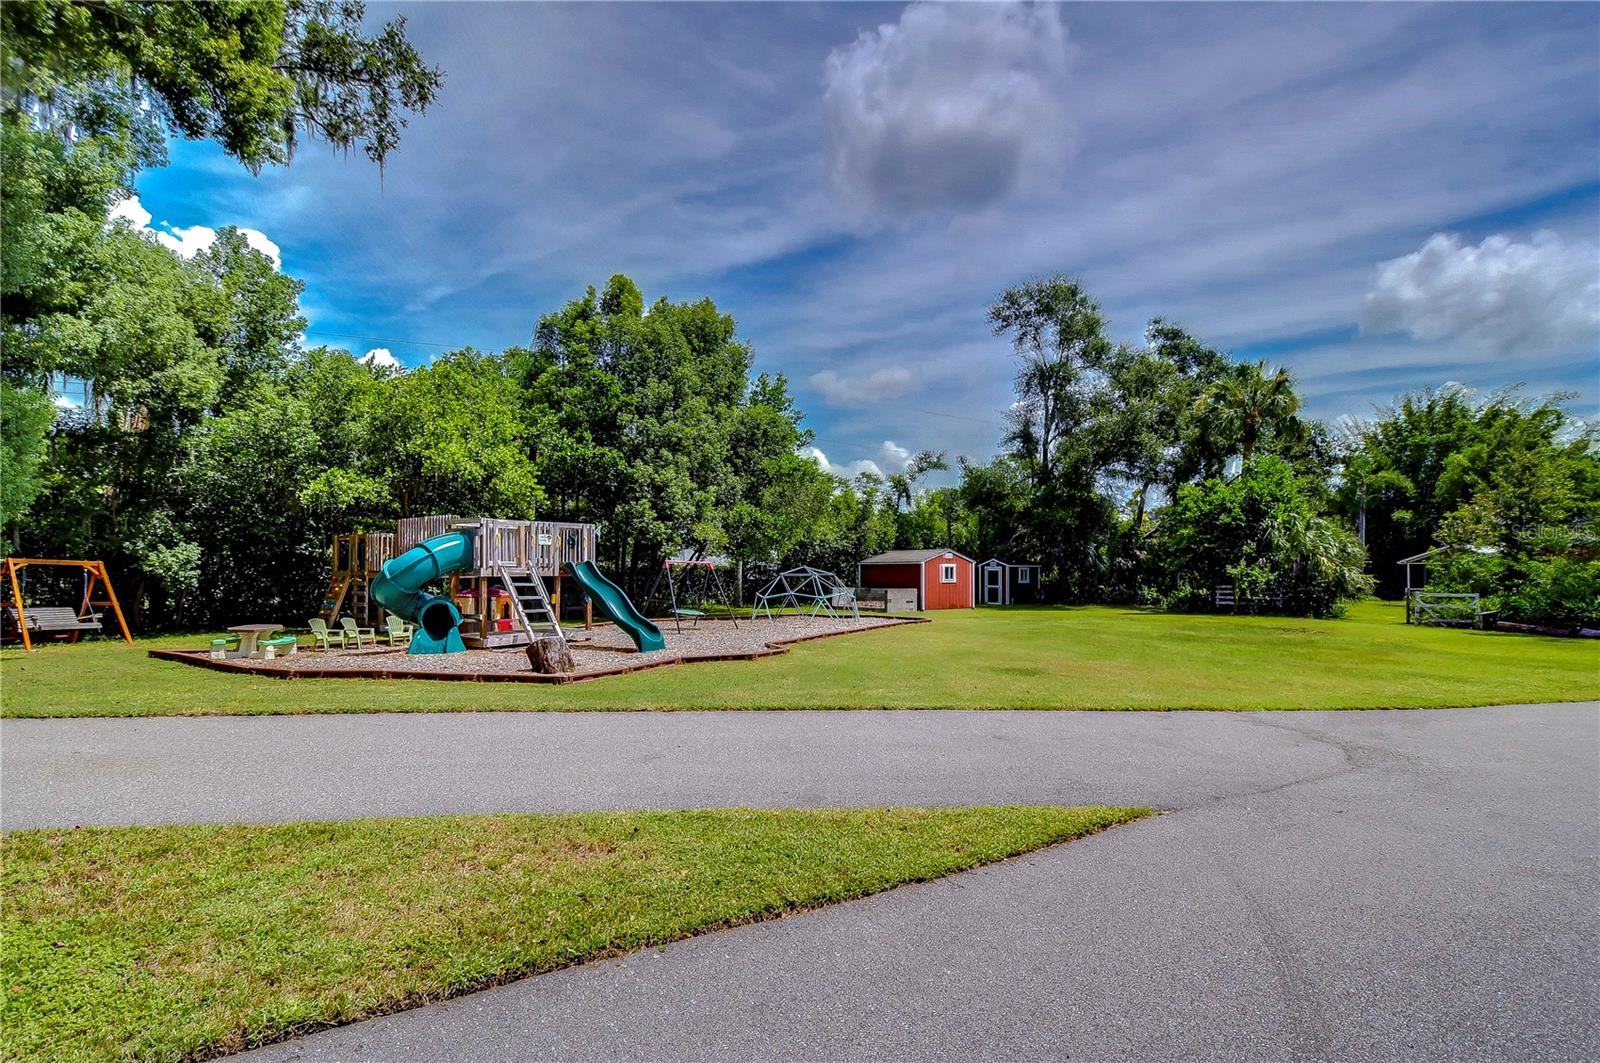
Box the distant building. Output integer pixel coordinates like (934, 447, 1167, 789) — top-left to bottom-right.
(976, 559, 1043, 606)
(857, 549, 975, 610)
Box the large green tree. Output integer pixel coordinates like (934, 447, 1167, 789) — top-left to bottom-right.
(378, 350, 541, 520)
(191, 229, 308, 405)
(1, 0, 442, 171)
(1334, 387, 1598, 597)
(986, 276, 1124, 598)
(518, 275, 815, 593)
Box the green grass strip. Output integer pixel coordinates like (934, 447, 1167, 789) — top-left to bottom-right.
(1, 805, 1147, 1061)
(2, 601, 1594, 717)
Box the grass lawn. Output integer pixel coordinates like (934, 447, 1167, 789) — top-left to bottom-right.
(0, 600, 1593, 716)
(1, 805, 1145, 1061)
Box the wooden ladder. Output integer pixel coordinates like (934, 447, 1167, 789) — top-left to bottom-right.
(495, 562, 566, 646)
(350, 579, 370, 623)
(319, 577, 352, 622)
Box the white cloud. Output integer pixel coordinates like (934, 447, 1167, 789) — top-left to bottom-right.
(809, 365, 915, 404)
(107, 195, 152, 229)
(107, 193, 283, 269)
(877, 439, 912, 470)
(1361, 231, 1599, 353)
(823, 2, 1071, 214)
(360, 348, 403, 371)
(802, 439, 917, 482)
(803, 445, 884, 481)
(156, 224, 221, 260)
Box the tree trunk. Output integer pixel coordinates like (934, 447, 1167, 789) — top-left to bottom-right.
(526, 635, 575, 674)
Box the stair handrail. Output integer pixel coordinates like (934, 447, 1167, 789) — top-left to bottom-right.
(494, 560, 567, 646)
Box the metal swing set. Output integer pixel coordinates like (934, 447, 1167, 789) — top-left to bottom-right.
(644, 557, 739, 634)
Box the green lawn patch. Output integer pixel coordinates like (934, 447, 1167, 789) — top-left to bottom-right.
(1, 600, 1594, 716)
(0, 805, 1145, 1061)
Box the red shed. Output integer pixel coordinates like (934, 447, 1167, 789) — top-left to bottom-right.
(856, 549, 975, 610)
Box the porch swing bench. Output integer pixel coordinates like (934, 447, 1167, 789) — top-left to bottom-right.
(1, 557, 133, 650)
(4, 605, 104, 638)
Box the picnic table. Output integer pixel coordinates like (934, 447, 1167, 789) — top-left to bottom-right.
(227, 623, 283, 658)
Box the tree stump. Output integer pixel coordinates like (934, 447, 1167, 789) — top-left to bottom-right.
(526, 636, 576, 674)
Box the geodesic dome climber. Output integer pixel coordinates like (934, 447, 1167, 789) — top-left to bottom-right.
(751, 566, 859, 621)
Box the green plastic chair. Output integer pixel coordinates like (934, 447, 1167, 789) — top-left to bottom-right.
(383, 614, 414, 646)
(307, 618, 345, 651)
(339, 616, 377, 648)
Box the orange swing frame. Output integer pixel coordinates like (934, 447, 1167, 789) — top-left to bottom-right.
(2, 558, 133, 651)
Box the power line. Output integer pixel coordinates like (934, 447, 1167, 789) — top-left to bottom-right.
(303, 331, 464, 350)
(302, 332, 1004, 428)
(896, 405, 999, 426)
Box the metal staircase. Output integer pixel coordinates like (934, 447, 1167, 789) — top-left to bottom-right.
(495, 562, 566, 646)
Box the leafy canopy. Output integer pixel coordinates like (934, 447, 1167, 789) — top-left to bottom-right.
(1, 0, 443, 171)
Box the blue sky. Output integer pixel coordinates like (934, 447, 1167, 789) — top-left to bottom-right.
(121, 1, 1599, 480)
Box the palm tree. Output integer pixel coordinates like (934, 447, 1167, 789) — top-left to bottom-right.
(1196, 360, 1302, 463)
(886, 450, 949, 512)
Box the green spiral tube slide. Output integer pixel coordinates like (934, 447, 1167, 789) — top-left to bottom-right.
(371, 531, 476, 655)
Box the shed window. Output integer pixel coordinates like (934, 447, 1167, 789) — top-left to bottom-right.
(940, 563, 957, 583)
(1017, 567, 1031, 584)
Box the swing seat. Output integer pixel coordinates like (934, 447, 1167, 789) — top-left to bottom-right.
(648, 556, 737, 633)
(7, 606, 104, 636)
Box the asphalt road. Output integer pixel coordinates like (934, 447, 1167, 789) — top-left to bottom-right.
(0, 706, 1540, 828)
(5, 704, 1598, 1060)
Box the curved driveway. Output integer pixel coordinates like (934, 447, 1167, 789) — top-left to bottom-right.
(9, 704, 1590, 829)
(4, 703, 1597, 1060)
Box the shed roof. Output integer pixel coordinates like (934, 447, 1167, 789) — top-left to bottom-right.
(860, 548, 974, 565)
(1396, 545, 1499, 565)
(979, 558, 1042, 570)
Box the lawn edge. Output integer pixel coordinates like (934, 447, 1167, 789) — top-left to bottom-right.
(138, 615, 931, 686)
(4, 698, 1597, 720)
(32, 805, 1147, 1061)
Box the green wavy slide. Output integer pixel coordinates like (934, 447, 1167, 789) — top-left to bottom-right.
(563, 560, 667, 653)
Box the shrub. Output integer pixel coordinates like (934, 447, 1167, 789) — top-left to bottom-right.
(1152, 456, 1373, 618)
(1502, 557, 1600, 629)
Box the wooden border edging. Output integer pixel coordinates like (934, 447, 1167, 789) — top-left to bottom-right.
(146, 617, 931, 685)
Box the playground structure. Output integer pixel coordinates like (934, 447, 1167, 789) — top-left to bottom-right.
(319, 513, 683, 657)
(645, 556, 739, 633)
(318, 532, 397, 627)
(363, 516, 598, 655)
(1, 557, 133, 651)
(323, 515, 599, 650)
(751, 566, 859, 621)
